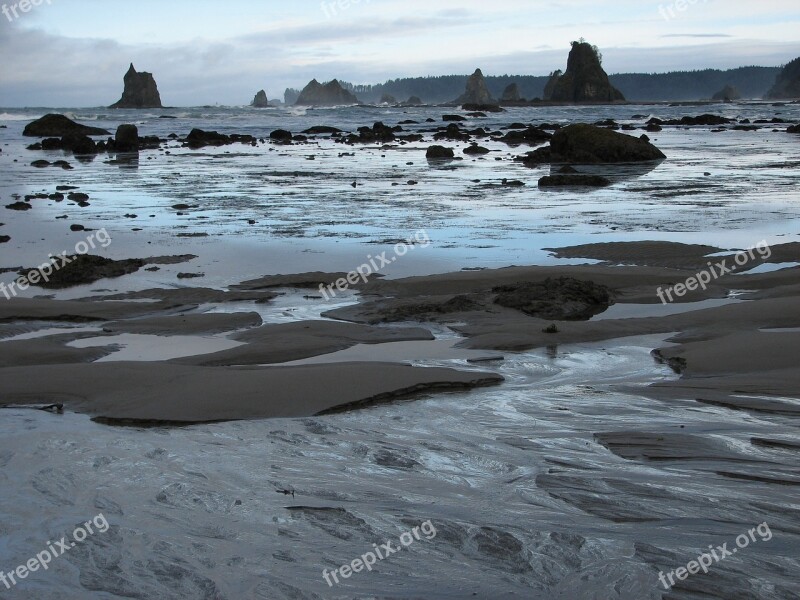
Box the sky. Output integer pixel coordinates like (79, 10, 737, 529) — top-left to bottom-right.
(0, 0, 798, 107)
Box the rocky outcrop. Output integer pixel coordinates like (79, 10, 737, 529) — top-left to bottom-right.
(454, 69, 496, 106)
(426, 145, 455, 160)
(296, 79, 360, 106)
(501, 83, 522, 103)
(114, 124, 139, 152)
(549, 124, 665, 163)
(767, 57, 800, 99)
(380, 94, 397, 104)
(493, 277, 613, 320)
(544, 42, 624, 103)
(110, 64, 163, 109)
(712, 85, 741, 102)
(23, 114, 109, 137)
(251, 90, 269, 108)
(403, 96, 423, 106)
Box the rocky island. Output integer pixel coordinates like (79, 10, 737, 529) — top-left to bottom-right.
(296, 79, 360, 106)
(109, 63, 163, 109)
(544, 40, 625, 103)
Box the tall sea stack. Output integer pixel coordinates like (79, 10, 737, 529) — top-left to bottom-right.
(454, 69, 496, 106)
(251, 90, 269, 108)
(295, 79, 360, 106)
(544, 41, 624, 103)
(110, 64, 163, 109)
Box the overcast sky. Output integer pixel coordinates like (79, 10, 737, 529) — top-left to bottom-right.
(0, 0, 798, 107)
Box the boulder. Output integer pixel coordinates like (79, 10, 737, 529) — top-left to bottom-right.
(23, 114, 109, 137)
(549, 124, 666, 163)
(454, 69, 497, 106)
(110, 63, 163, 109)
(544, 41, 625, 103)
(270, 129, 294, 143)
(501, 83, 522, 103)
(426, 146, 455, 160)
(767, 57, 800, 99)
(115, 124, 139, 152)
(296, 79, 360, 106)
(464, 145, 490, 155)
(712, 85, 741, 102)
(787, 124, 800, 133)
(251, 90, 269, 108)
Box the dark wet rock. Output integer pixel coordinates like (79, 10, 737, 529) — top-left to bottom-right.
(434, 123, 471, 142)
(767, 56, 800, 99)
(426, 145, 455, 160)
(544, 41, 625, 103)
(270, 129, 294, 144)
(558, 165, 579, 174)
(712, 84, 741, 102)
(296, 79, 359, 106)
(501, 83, 522, 102)
(454, 69, 496, 106)
(462, 103, 503, 113)
(493, 277, 613, 320)
(23, 114, 109, 137)
(787, 124, 800, 133)
(19, 255, 146, 289)
(52, 161, 72, 170)
(302, 125, 342, 135)
(114, 124, 139, 152)
(466, 111, 487, 118)
(57, 185, 79, 191)
(515, 146, 552, 166)
(539, 174, 611, 187)
(662, 114, 734, 126)
(109, 63, 163, 109)
(345, 122, 396, 144)
(69, 224, 86, 232)
(501, 179, 525, 187)
(177, 273, 205, 279)
(67, 192, 89, 202)
(31, 160, 50, 168)
(0, 236, 9, 244)
(379, 93, 396, 104)
(443, 114, 467, 122)
(5, 202, 32, 211)
(498, 126, 552, 146)
(464, 144, 490, 155)
(645, 122, 662, 132)
(251, 89, 269, 108)
(549, 124, 666, 163)
(185, 129, 255, 148)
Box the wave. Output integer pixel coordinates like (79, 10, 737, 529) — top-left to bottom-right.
(0, 112, 38, 121)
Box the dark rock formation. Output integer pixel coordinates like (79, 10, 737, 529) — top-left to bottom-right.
(538, 174, 611, 187)
(543, 71, 561, 101)
(498, 126, 552, 146)
(110, 64, 163, 109)
(712, 85, 741, 102)
(19, 255, 145, 289)
(380, 94, 397, 104)
(296, 79, 360, 106)
(494, 277, 613, 320)
(251, 90, 269, 108)
(269, 129, 294, 144)
(426, 146, 455, 160)
(0, 236, 9, 244)
(6, 202, 33, 211)
(184, 129, 256, 149)
(544, 41, 625, 103)
(454, 69, 496, 106)
(60, 134, 97, 155)
(114, 124, 139, 152)
(403, 96, 423, 106)
(464, 144, 490, 155)
(548, 124, 665, 163)
(23, 114, 109, 137)
(343, 122, 397, 144)
(767, 57, 800, 99)
(652, 114, 733, 126)
(788, 124, 800, 134)
(501, 83, 522, 103)
(302, 126, 342, 135)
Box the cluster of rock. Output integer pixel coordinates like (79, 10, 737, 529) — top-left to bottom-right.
(296, 79, 360, 106)
(23, 114, 159, 154)
(109, 64, 163, 109)
(543, 41, 625, 103)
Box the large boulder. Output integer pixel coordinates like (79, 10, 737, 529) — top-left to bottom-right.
(549, 124, 665, 163)
(296, 79, 360, 106)
(454, 69, 496, 106)
(712, 85, 741, 102)
(251, 90, 269, 108)
(767, 57, 800, 99)
(494, 277, 613, 321)
(110, 63, 163, 109)
(426, 145, 455, 160)
(23, 114, 109, 137)
(114, 124, 139, 152)
(544, 41, 625, 103)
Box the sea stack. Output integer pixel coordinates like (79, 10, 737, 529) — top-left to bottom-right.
(110, 63, 163, 109)
(712, 85, 741, 102)
(454, 69, 496, 106)
(544, 41, 625, 103)
(501, 83, 522, 103)
(767, 57, 800, 99)
(251, 90, 269, 108)
(295, 79, 360, 106)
